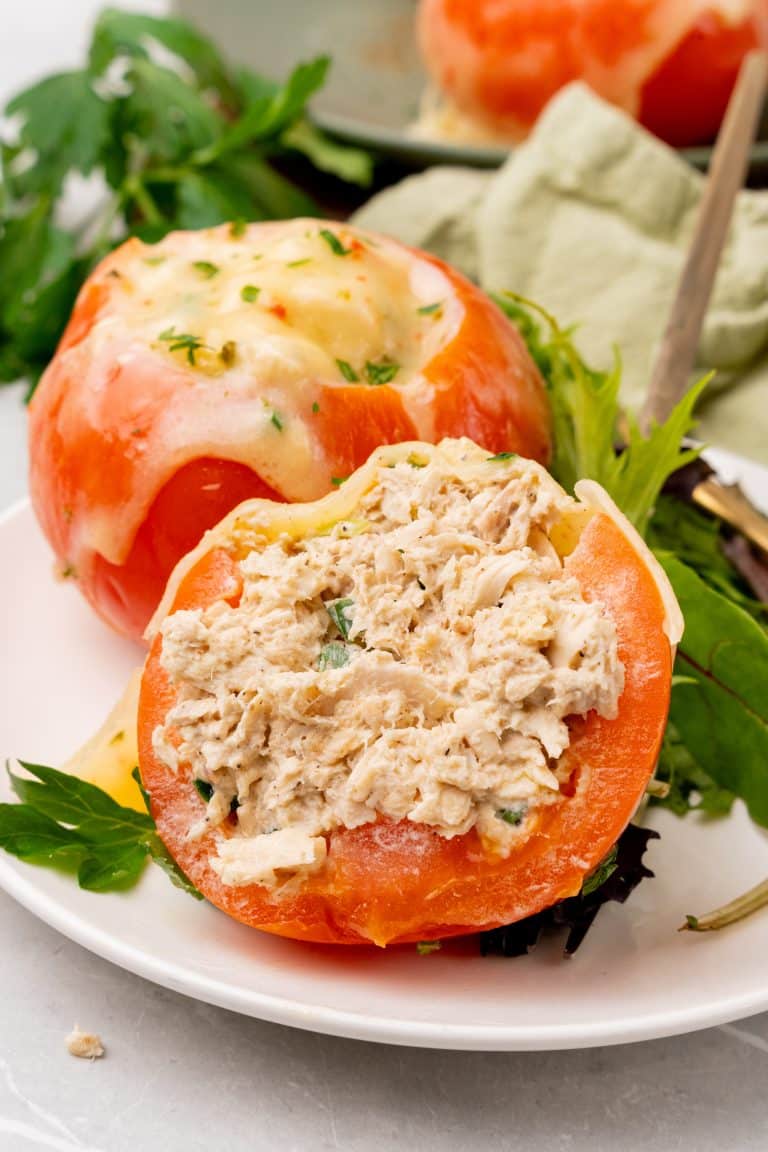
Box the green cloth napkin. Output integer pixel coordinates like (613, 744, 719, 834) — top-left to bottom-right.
(353, 84, 768, 465)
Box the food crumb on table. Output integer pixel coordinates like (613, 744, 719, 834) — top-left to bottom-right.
(66, 1025, 105, 1060)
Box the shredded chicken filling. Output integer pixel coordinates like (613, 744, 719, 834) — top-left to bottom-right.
(154, 451, 624, 888)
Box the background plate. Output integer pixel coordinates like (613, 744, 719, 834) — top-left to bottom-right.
(1, 448, 767, 1050)
(175, 0, 768, 175)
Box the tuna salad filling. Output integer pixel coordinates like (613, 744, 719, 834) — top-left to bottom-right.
(154, 447, 624, 889)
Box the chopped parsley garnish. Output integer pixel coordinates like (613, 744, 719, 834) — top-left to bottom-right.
(311, 401, 320, 414)
(331, 476, 347, 487)
(416, 941, 442, 956)
(417, 301, 443, 315)
(497, 806, 527, 826)
(336, 358, 359, 382)
(326, 597, 354, 640)
(143, 256, 165, 266)
(270, 410, 284, 431)
(487, 452, 518, 462)
(319, 228, 352, 256)
(229, 220, 247, 239)
(286, 258, 311, 267)
(364, 359, 399, 386)
(194, 779, 213, 802)
(318, 642, 350, 671)
(240, 284, 260, 302)
(158, 327, 210, 366)
(192, 260, 219, 279)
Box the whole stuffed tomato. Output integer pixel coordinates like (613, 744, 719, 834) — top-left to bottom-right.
(28, 219, 551, 642)
(138, 439, 679, 947)
(418, 0, 768, 147)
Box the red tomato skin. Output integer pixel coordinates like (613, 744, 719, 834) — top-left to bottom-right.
(418, 0, 768, 146)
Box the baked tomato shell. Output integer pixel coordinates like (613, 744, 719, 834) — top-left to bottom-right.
(28, 222, 551, 644)
(138, 508, 671, 948)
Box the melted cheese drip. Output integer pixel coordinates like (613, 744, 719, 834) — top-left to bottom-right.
(62, 670, 145, 812)
(61, 220, 463, 568)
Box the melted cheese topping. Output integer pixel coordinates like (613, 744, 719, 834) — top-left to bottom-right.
(154, 443, 625, 889)
(66, 219, 462, 566)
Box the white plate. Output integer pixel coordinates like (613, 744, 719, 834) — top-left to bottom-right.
(2, 449, 768, 1051)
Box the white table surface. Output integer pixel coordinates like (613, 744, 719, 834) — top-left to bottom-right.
(2, 5, 768, 1150)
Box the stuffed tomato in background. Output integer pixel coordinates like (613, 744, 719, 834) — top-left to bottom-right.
(417, 0, 768, 147)
(138, 439, 680, 947)
(28, 219, 551, 642)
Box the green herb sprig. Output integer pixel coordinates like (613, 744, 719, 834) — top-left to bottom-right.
(0, 761, 201, 897)
(0, 7, 373, 389)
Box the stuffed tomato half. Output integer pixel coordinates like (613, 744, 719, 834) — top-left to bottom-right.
(138, 438, 680, 947)
(28, 219, 551, 642)
(418, 0, 768, 147)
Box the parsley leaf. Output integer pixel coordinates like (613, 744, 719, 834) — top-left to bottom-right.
(0, 761, 201, 897)
(326, 597, 354, 640)
(0, 9, 372, 390)
(364, 360, 399, 386)
(158, 326, 209, 365)
(319, 228, 352, 256)
(336, 358, 359, 382)
(318, 642, 350, 671)
(241, 284, 260, 303)
(192, 260, 219, 279)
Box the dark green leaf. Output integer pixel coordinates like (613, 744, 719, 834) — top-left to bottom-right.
(193, 778, 213, 802)
(0, 803, 87, 864)
(175, 168, 260, 230)
(77, 842, 148, 891)
(120, 58, 221, 164)
(651, 721, 735, 818)
(10, 761, 154, 832)
(657, 553, 768, 826)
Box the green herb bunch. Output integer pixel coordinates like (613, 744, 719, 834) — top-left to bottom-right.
(0, 7, 372, 387)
